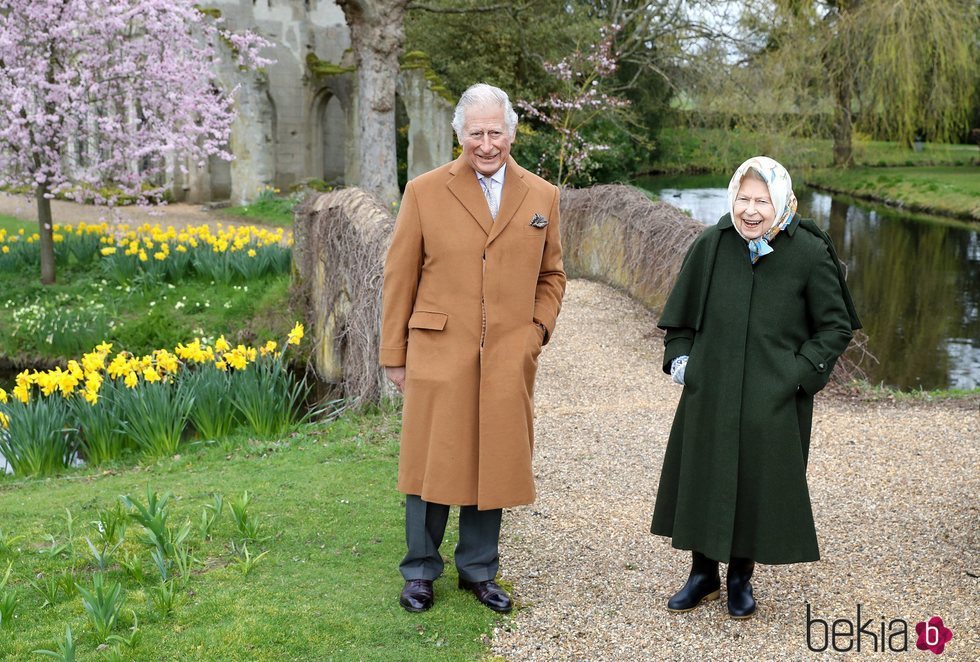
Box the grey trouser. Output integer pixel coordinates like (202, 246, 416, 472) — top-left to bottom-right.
(400, 494, 502, 583)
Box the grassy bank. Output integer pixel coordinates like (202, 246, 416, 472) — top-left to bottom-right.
(0, 411, 502, 660)
(217, 188, 304, 227)
(0, 215, 33, 234)
(648, 127, 978, 175)
(1, 265, 294, 366)
(217, 203, 294, 227)
(847, 380, 980, 403)
(804, 166, 980, 221)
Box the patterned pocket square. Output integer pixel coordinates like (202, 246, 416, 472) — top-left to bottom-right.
(529, 213, 548, 228)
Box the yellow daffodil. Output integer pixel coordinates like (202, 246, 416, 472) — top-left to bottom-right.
(101, 246, 117, 256)
(287, 322, 304, 346)
(35, 371, 58, 397)
(0, 388, 6, 404)
(143, 366, 161, 383)
(124, 371, 139, 389)
(107, 355, 131, 379)
(155, 350, 179, 374)
(175, 340, 208, 364)
(81, 351, 105, 373)
(67, 360, 83, 381)
(224, 350, 247, 370)
(215, 335, 231, 352)
(0, 411, 8, 429)
(215, 360, 227, 371)
(16, 370, 32, 389)
(13, 383, 30, 404)
(85, 372, 103, 393)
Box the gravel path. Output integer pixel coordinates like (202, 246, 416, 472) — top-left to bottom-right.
(492, 279, 979, 661)
(0, 193, 252, 230)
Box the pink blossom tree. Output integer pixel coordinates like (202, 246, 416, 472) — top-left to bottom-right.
(517, 26, 630, 187)
(0, 0, 272, 284)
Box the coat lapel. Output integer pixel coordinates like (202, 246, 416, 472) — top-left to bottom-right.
(487, 157, 529, 246)
(448, 156, 492, 236)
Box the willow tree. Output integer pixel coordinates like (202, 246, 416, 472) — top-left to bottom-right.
(753, 0, 978, 167)
(823, 0, 980, 165)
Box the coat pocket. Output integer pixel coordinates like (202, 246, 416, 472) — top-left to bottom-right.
(408, 311, 448, 331)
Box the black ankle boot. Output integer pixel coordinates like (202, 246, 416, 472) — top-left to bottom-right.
(727, 557, 756, 619)
(666, 551, 721, 612)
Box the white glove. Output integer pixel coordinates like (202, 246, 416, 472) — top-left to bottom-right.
(670, 355, 688, 385)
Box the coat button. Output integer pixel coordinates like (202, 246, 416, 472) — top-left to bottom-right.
(818, 363, 825, 370)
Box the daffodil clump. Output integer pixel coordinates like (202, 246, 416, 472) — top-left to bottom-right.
(0, 323, 308, 478)
(0, 221, 292, 284)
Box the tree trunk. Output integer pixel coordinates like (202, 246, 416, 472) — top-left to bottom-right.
(338, 0, 408, 207)
(36, 185, 56, 285)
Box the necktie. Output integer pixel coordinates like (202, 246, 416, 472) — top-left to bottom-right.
(479, 176, 498, 220)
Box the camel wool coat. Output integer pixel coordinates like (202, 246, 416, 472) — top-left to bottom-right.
(380, 155, 565, 510)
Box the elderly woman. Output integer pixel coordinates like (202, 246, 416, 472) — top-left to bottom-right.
(650, 156, 861, 619)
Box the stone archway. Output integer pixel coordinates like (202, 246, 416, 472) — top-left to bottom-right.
(317, 92, 346, 186)
(209, 154, 232, 201)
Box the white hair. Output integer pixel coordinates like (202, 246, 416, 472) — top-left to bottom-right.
(451, 83, 518, 142)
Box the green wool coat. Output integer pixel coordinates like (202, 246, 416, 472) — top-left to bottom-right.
(651, 213, 861, 565)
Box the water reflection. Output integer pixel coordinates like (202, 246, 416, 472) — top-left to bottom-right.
(636, 176, 980, 390)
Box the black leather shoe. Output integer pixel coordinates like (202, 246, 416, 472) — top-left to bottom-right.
(399, 579, 434, 613)
(727, 557, 757, 619)
(458, 578, 512, 613)
(667, 551, 721, 613)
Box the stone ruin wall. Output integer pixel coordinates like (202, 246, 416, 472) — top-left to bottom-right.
(172, 0, 452, 206)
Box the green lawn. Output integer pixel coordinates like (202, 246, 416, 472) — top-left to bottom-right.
(0, 411, 501, 660)
(0, 264, 296, 366)
(648, 127, 978, 174)
(803, 165, 980, 220)
(0, 214, 34, 234)
(217, 195, 301, 227)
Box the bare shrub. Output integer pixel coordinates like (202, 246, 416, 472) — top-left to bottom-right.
(293, 188, 394, 405)
(560, 185, 703, 313)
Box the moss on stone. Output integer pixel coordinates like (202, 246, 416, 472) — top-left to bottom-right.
(306, 53, 355, 76)
(194, 6, 222, 20)
(400, 51, 454, 103)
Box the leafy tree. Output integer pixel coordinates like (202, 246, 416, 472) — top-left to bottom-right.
(406, 0, 744, 181)
(405, 0, 598, 103)
(735, 0, 978, 166)
(0, 0, 271, 284)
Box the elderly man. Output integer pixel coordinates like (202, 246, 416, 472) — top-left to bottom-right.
(380, 83, 565, 613)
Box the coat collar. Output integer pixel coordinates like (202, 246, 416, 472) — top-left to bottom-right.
(448, 155, 529, 241)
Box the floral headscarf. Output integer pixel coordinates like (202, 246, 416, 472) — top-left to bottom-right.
(727, 156, 798, 264)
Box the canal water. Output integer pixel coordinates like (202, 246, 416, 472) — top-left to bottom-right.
(636, 174, 980, 391)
